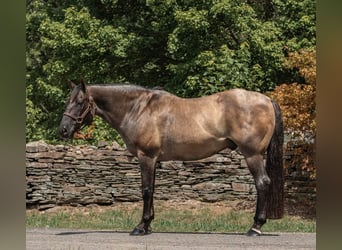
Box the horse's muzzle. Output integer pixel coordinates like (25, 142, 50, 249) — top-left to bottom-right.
(58, 123, 75, 139)
(60, 126, 69, 138)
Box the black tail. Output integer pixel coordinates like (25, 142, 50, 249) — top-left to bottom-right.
(266, 100, 284, 219)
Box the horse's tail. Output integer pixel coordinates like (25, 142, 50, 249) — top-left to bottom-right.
(266, 100, 285, 219)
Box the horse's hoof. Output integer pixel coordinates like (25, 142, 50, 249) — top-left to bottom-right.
(145, 226, 152, 235)
(130, 227, 145, 236)
(246, 228, 262, 236)
(129, 227, 152, 236)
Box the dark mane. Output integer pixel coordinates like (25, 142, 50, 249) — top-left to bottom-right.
(91, 83, 146, 90)
(91, 83, 171, 96)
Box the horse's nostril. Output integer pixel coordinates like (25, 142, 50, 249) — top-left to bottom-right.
(62, 127, 68, 136)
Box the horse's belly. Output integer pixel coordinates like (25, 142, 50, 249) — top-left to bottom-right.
(159, 137, 228, 161)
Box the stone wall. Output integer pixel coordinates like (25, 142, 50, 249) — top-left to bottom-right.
(26, 141, 316, 210)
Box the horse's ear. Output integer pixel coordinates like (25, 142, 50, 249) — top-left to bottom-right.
(79, 77, 87, 93)
(66, 79, 76, 90)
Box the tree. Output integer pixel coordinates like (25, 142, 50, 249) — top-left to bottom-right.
(268, 49, 316, 178)
(164, 0, 285, 96)
(26, 0, 316, 144)
(26, 2, 134, 143)
(273, 0, 316, 50)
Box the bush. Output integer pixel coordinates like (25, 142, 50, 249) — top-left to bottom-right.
(268, 49, 316, 178)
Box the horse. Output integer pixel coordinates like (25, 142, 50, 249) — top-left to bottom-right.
(59, 79, 284, 237)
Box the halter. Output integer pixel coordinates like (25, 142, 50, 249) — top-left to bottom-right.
(63, 97, 96, 127)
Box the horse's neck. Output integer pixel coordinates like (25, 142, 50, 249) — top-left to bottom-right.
(89, 85, 146, 130)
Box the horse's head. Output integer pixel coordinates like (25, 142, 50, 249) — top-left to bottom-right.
(58, 79, 96, 139)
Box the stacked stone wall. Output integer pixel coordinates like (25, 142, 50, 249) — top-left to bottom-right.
(26, 141, 316, 210)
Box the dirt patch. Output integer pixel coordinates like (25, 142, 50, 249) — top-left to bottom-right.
(27, 198, 315, 219)
(285, 198, 316, 219)
(27, 200, 246, 216)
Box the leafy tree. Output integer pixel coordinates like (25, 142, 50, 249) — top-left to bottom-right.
(26, 2, 134, 143)
(26, 0, 316, 144)
(268, 49, 316, 178)
(165, 0, 285, 96)
(273, 0, 316, 50)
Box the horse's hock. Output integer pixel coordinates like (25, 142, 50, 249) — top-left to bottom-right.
(26, 141, 316, 210)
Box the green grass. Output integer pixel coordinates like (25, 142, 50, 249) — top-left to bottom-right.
(26, 203, 316, 233)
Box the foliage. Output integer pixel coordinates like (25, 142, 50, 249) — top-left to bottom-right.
(268, 49, 316, 178)
(26, 1, 133, 143)
(273, 0, 316, 50)
(166, 1, 285, 96)
(26, 0, 316, 144)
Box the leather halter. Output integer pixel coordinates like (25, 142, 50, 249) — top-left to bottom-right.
(63, 97, 96, 126)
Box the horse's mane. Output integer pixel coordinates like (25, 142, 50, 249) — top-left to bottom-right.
(92, 83, 146, 90)
(90, 83, 170, 96)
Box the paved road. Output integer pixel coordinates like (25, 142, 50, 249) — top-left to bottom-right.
(26, 228, 315, 250)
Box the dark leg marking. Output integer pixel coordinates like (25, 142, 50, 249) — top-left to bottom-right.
(130, 154, 157, 236)
(245, 154, 271, 236)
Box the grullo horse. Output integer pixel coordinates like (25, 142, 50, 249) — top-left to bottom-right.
(59, 79, 284, 236)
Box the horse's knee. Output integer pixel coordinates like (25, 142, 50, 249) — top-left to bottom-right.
(263, 176, 271, 186)
(255, 176, 271, 192)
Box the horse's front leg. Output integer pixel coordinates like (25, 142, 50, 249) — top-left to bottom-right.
(130, 152, 157, 236)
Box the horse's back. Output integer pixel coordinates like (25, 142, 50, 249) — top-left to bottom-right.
(147, 89, 273, 160)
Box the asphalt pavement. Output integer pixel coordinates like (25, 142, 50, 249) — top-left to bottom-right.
(26, 228, 316, 250)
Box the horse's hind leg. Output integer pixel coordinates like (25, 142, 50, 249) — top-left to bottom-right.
(245, 154, 271, 236)
(130, 153, 157, 236)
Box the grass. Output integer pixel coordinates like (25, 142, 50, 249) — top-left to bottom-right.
(26, 201, 316, 233)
